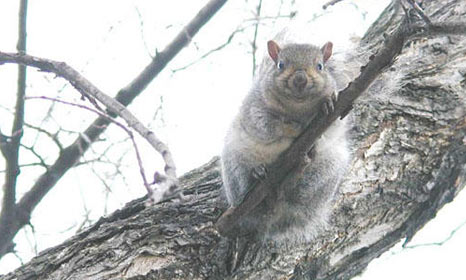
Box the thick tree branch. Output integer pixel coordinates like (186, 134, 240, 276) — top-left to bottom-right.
(0, 0, 227, 260)
(216, 17, 466, 235)
(0, 0, 28, 257)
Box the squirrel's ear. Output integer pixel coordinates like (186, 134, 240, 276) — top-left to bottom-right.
(267, 40, 281, 63)
(321, 41, 333, 63)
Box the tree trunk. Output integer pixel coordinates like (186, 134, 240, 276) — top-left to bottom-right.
(3, 1, 465, 279)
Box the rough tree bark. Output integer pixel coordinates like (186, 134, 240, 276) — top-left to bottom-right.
(2, 1, 466, 279)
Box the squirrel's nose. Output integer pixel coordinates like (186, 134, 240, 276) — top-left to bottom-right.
(293, 71, 307, 90)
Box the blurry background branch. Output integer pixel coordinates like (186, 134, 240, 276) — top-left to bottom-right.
(0, 0, 228, 260)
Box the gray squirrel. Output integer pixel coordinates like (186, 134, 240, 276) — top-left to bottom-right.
(220, 38, 351, 243)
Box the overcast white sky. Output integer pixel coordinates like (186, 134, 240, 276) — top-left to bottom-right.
(0, 0, 465, 278)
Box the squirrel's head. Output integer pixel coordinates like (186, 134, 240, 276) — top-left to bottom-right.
(266, 40, 333, 101)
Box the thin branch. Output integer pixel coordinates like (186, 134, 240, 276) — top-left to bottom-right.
(23, 224, 38, 256)
(26, 96, 154, 197)
(403, 220, 466, 249)
(12, 251, 25, 266)
(151, 95, 165, 124)
(29, 80, 65, 147)
(0, 163, 49, 173)
(77, 137, 131, 169)
(89, 164, 114, 194)
(242, 13, 297, 22)
(134, 6, 154, 59)
(0, 0, 28, 257)
(171, 8, 297, 74)
(22, 122, 64, 151)
(251, 0, 263, 77)
(322, 0, 346, 10)
(20, 144, 48, 170)
(75, 158, 121, 167)
(76, 192, 93, 232)
(171, 25, 249, 73)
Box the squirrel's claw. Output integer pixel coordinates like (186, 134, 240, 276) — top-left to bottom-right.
(322, 91, 337, 115)
(307, 144, 317, 159)
(322, 99, 334, 115)
(252, 164, 268, 181)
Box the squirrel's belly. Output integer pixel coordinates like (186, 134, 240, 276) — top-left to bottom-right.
(226, 119, 294, 165)
(241, 134, 293, 164)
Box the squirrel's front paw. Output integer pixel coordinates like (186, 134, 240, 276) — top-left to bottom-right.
(252, 164, 268, 181)
(307, 144, 316, 159)
(322, 91, 337, 115)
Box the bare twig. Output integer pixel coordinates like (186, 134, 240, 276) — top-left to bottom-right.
(243, 14, 297, 22)
(26, 96, 155, 198)
(403, 220, 466, 250)
(89, 164, 114, 193)
(12, 251, 25, 266)
(0, 163, 49, 173)
(76, 194, 93, 232)
(22, 122, 64, 151)
(151, 95, 165, 124)
(171, 25, 249, 73)
(171, 8, 297, 74)
(23, 224, 38, 256)
(20, 144, 48, 169)
(322, 0, 346, 10)
(134, 6, 154, 59)
(251, 0, 263, 76)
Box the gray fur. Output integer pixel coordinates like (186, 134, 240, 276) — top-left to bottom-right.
(221, 41, 351, 243)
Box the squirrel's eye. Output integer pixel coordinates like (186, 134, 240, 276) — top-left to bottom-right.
(277, 61, 285, 70)
(317, 63, 323, 71)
